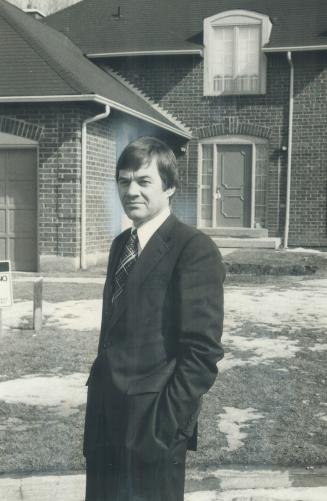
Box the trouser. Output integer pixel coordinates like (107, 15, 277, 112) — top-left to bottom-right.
(85, 435, 188, 501)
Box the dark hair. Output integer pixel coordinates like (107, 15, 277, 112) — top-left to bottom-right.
(116, 137, 179, 190)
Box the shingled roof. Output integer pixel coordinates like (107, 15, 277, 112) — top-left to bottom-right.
(46, 0, 327, 57)
(0, 0, 191, 138)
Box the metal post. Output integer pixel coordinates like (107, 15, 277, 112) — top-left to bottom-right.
(33, 278, 43, 332)
(0, 308, 2, 337)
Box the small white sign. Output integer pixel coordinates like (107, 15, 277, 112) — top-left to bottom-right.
(0, 261, 13, 307)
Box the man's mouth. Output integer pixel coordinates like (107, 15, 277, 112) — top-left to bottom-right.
(125, 201, 144, 207)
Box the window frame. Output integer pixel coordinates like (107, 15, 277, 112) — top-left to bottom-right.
(203, 10, 272, 96)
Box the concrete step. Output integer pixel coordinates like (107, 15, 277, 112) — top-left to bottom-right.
(201, 227, 269, 238)
(211, 237, 281, 249)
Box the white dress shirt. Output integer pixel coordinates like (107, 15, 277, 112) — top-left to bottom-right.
(132, 207, 171, 255)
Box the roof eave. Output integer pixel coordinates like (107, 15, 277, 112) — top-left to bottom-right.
(0, 94, 192, 139)
(263, 44, 327, 53)
(23, 8, 46, 17)
(87, 49, 203, 58)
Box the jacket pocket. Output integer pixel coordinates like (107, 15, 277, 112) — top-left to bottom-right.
(127, 358, 176, 395)
(125, 359, 177, 463)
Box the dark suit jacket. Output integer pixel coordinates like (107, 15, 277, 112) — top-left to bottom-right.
(84, 214, 225, 463)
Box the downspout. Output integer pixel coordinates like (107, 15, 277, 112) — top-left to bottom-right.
(284, 51, 294, 248)
(81, 104, 111, 269)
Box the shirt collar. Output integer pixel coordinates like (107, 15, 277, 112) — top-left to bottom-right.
(133, 207, 171, 253)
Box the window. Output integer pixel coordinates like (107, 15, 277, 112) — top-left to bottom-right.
(255, 143, 269, 228)
(204, 10, 272, 96)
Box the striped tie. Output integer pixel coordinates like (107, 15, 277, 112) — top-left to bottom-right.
(112, 229, 138, 304)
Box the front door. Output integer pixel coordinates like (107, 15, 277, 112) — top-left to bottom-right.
(0, 149, 37, 271)
(216, 145, 252, 227)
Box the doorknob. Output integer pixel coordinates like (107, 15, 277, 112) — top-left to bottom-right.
(216, 187, 222, 200)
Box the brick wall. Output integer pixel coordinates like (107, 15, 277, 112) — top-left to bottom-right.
(0, 103, 84, 264)
(0, 102, 118, 270)
(105, 52, 327, 247)
(86, 118, 117, 259)
(289, 52, 327, 246)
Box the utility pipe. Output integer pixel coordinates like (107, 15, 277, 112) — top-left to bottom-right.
(81, 105, 111, 269)
(284, 51, 294, 249)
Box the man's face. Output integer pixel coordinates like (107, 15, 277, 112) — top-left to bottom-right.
(117, 158, 175, 227)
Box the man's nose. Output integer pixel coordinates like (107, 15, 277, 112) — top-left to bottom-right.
(126, 181, 139, 197)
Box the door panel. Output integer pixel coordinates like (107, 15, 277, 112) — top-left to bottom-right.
(0, 210, 5, 232)
(0, 185, 5, 204)
(0, 149, 37, 271)
(7, 150, 35, 179)
(216, 145, 252, 227)
(0, 239, 5, 258)
(7, 181, 36, 208)
(9, 209, 35, 234)
(10, 238, 36, 272)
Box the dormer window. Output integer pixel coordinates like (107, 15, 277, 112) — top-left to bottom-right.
(204, 10, 272, 96)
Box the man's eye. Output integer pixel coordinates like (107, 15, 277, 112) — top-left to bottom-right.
(139, 180, 151, 186)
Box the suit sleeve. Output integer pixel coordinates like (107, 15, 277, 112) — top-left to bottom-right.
(158, 232, 225, 444)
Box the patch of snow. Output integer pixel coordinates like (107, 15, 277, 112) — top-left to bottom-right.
(228, 334, 299, 362)
(219, 248, 238, 257)
(286, 247, 324, 254)
(0, 373, 87, 416)
(219, 353, 250, 372)
(225, 284, 327, 332)
(219, 334, 299, 372)
(218, 280, 327, 370)
(309, 343, 327, 352)
(217, 407, 264, 451)
(2, 300, 102, 331)
(316, 412, 327, 423)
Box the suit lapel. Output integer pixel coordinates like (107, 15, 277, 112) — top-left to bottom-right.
(104, 230, 130, 329)
(107, 214, 177, 331)
(131, 213, 176, 286)
(107, 230, 130, 296)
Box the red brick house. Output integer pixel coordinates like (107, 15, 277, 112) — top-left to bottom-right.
(2, 0, 327, 271)
(0, 0, 190, 271)
(47, 0, 327, 252)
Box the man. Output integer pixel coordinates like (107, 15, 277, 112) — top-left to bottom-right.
(84, 137, 225, 501)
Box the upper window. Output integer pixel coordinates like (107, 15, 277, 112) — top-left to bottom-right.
(204, 10, 272, 96)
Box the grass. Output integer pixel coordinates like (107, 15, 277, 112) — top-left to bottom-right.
(0, 402, 84, 475)
(0, 278, 326, 475)
(12, 281, 103, 303)
(191, 328, 327, 468)
(0, 325, 98, 475)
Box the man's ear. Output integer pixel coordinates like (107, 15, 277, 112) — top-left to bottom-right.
(165, 186, 176, 198)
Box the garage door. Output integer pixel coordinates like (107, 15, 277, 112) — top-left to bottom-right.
(0, 149, 37, 271)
